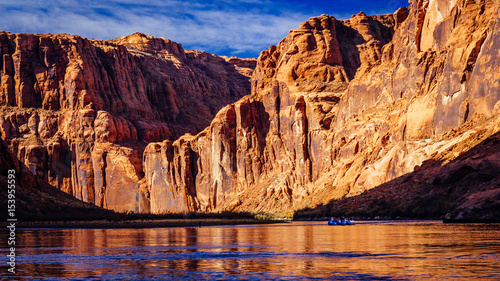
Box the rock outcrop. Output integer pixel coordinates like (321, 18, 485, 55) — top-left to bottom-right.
(144, 0, 500, 219)
(0, 32, 254, 212)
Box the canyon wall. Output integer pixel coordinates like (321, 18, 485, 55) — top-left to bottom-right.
(144, 0, 500, 215)
(0, 137, 117, 221)
(0, 32, 254, 212)
(2, 0, 499, 217)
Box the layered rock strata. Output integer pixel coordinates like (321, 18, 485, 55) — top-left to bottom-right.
(144, 0, 500, 216)
(0, 32, 253, 212)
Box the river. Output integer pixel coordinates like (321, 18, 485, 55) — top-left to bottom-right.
(3, 221, 500, 280)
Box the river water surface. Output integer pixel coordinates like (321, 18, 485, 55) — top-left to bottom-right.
(4, 221, 500, 280)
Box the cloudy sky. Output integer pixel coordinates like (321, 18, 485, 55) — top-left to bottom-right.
(0, 0, 409, 58)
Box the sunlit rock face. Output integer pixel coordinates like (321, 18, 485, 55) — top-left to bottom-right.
(0, 32, 254, 212)
(3, 0, 500, 217)
(144, 0, 500, 216)
(0, 136, 117, 221)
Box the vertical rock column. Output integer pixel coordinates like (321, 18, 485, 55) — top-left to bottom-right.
(1, 54, 15, 106)
(144, 140, 192, 213)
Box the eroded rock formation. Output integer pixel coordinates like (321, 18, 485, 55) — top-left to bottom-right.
(0, 32, 254, 212)
(0, 137, 116, 221)
(295, 128, 500, 221)
(144, 0, 500, 217)
(2, 0, 499, 219)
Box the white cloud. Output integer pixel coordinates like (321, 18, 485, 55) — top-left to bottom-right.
(0, 0, 314, 57)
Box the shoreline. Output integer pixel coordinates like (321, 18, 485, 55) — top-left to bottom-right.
(3, 218, 290, 229)
(5, 217, 497, 229)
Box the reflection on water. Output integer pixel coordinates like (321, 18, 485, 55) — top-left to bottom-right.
(3, 221, 500, 280)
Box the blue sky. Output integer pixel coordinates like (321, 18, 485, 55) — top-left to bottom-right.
(0, 0, 409, 58)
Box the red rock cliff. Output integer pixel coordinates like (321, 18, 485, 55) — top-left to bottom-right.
(144, 0, 500, 215)
(144, 12, 398, 212)
(0, 32, 254, 212)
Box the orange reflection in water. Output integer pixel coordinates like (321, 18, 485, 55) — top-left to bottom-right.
(9, 221, 500, 279)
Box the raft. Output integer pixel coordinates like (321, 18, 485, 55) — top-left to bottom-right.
(328, 220, 355, 225)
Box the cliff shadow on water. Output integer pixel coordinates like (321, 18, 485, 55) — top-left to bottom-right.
(294, 131, 500, 222)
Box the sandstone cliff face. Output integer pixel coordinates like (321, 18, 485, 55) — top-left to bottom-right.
(2, 0, 499, 218)
(295, 127, 500, 221)
(0, 137, 116, 221)
(252, 12, 396, 94)
(144, 12, 399, 212)
(144, 0, 500, 217)
(0, 32, 253, 212)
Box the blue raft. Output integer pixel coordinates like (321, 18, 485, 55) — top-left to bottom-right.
(328, 219, 355, 225)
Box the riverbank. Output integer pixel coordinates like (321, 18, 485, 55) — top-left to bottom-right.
(3, 218, 289, 229)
